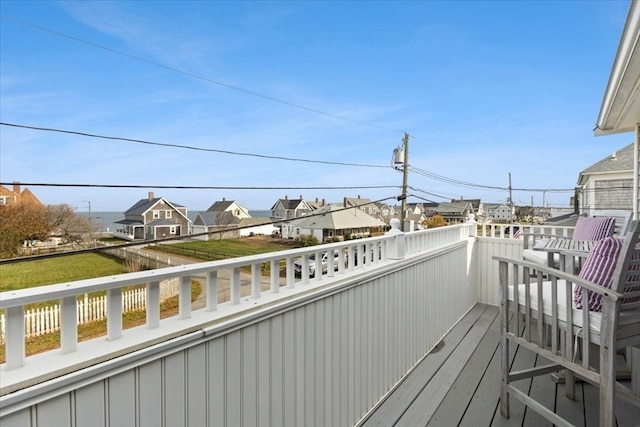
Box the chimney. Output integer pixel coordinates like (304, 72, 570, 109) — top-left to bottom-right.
(300, 195, 303, 200)
(222, 197, 226, 202)
(12, 181, 20, 194)
(148, 191, 154, 200)
(322, 198, 326, 206)
(284, 195, 288, 200)
(315, 197, 319, 203)
(344, 197, 348, 207)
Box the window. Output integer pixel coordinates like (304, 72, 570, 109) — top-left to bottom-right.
(166, 210, 172, 219)
(0, 196, 6, 205)
(153, 210, 160, 219)
(170, 226, 176, 235)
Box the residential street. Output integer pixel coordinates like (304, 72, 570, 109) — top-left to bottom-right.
(135, 246, 282, 310)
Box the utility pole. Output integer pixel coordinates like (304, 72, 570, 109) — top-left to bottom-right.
(84, 200, 92, 241)
(400, 132, 409, 231)
(508, 172, 513, 223)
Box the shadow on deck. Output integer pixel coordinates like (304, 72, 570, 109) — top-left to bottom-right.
(360, 304, 640, 427)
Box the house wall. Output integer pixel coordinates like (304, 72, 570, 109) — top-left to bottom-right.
(584, 178, 633, 213)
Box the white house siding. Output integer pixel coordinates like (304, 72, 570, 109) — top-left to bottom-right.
(239, 224, 278, 237)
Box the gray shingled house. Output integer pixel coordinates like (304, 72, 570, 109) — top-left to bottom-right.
(113, 192, 190, 241)
(577, 142, 634, 214)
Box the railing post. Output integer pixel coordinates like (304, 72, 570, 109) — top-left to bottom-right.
(231, 267, 241, 304)
(146, 281, 160, 329)
(206, 271, 218, 311)
(179, 276, 191, 319)
(286, 258, 295, 289)
(60, 296, 77, 353)
(5, 306, 25, 370)
(270, 260, 280, 293)
(251, 263, 261, 298)
(107, 288, 122, 340)
(385, 218, 406, 260)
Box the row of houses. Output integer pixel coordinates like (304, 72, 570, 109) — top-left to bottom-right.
(108, 191, 519, 243)
(4, 140, 635, 244)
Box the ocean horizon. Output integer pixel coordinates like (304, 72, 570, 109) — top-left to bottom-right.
(77, 210, 272, 232)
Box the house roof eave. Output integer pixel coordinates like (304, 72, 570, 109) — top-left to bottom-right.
(595, 1, 640, 136)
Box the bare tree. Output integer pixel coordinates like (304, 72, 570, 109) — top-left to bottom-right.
(214, 211, 238, 241)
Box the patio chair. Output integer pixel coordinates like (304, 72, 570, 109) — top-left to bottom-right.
(494, 219, 640, 426)
(522, 209, 630, 269)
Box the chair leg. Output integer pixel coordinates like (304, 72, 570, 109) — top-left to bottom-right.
(500, 296, 510, 418)
(600, 334, 616, 426)
(631, 346, 640, 397)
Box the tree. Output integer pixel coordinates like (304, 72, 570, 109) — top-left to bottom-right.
(422, 214, 447, 229)
(0, 202, 51, 257)
(0, 203, 91, 258)
(48, 204, 92, 241)
(515, 206, 535, 223)
(214, 211, 238, 241)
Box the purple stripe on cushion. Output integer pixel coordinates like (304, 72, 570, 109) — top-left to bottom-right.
(571, 216, 616, 241)
(574, 236, 623, 312)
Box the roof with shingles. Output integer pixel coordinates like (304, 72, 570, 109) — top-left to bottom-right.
(124, 197, 185, 216)
(270, 197, 310, 210)
(195, 211, 241, 226)
(578, 143, 634, 181)
(207, 200, 234, 212)
(289, 204, 385, 230)
(0, 185, 43, 206)
(435, 202, 473, 214)
(344, 196, 375, 208)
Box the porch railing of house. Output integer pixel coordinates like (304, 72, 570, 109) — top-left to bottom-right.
(0, 220, 566, 426)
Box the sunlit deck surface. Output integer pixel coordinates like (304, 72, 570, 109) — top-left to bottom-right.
(361, 304, 640, 427)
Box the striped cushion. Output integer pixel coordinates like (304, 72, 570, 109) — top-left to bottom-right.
(571, 216, 616, 241)
(574, 236, 623, 312)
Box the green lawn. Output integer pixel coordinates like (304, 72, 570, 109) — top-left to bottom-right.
(0, 253, 127, 292)
(149, 237, 299, 261)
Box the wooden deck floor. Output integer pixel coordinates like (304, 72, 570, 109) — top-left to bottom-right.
(360, 304, 640, 427)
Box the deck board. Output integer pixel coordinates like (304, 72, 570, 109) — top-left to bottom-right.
(427, 308, 501, 427)
(359, 303, 640, 427)
(396, 305, 500, 426)
(361, 304, 488, 426)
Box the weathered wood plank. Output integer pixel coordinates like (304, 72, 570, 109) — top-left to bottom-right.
(488, 333, 538, 426)
(361, 304, 488, 426)
(396, 306, 499, 425)
(363, 302, 639, 427)
(426, 308, 501, 427)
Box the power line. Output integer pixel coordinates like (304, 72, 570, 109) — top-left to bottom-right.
(0, 15, 400, 133)
(1, 122, 392, 169)
(0, 181, 399, 191)
(409, 166, 576, 193)
(0, 196, 398, 265)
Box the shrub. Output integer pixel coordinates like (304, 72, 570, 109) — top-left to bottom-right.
(297, 234, 319, 247)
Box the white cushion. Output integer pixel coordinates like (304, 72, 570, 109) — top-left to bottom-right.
(522, 248, 558, 267)
(508, 280, 602, 335)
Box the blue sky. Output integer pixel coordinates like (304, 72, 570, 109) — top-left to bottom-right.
(0, 0, 634, 212)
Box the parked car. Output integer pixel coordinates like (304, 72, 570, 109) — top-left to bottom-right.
(352, 243, 382, 266)
(294, 250, 343, 276)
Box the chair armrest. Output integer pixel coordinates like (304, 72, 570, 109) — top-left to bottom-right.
(492, 255, 624, 300)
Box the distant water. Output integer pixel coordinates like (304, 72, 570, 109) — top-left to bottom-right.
(78, 210, 272, 232)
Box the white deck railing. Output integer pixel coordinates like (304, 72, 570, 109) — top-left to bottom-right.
(0, 221, 566, 426)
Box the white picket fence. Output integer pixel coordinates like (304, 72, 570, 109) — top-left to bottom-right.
(0, 287, 148, 344)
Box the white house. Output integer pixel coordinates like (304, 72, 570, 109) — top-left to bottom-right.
(281, 204, 386, 242)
